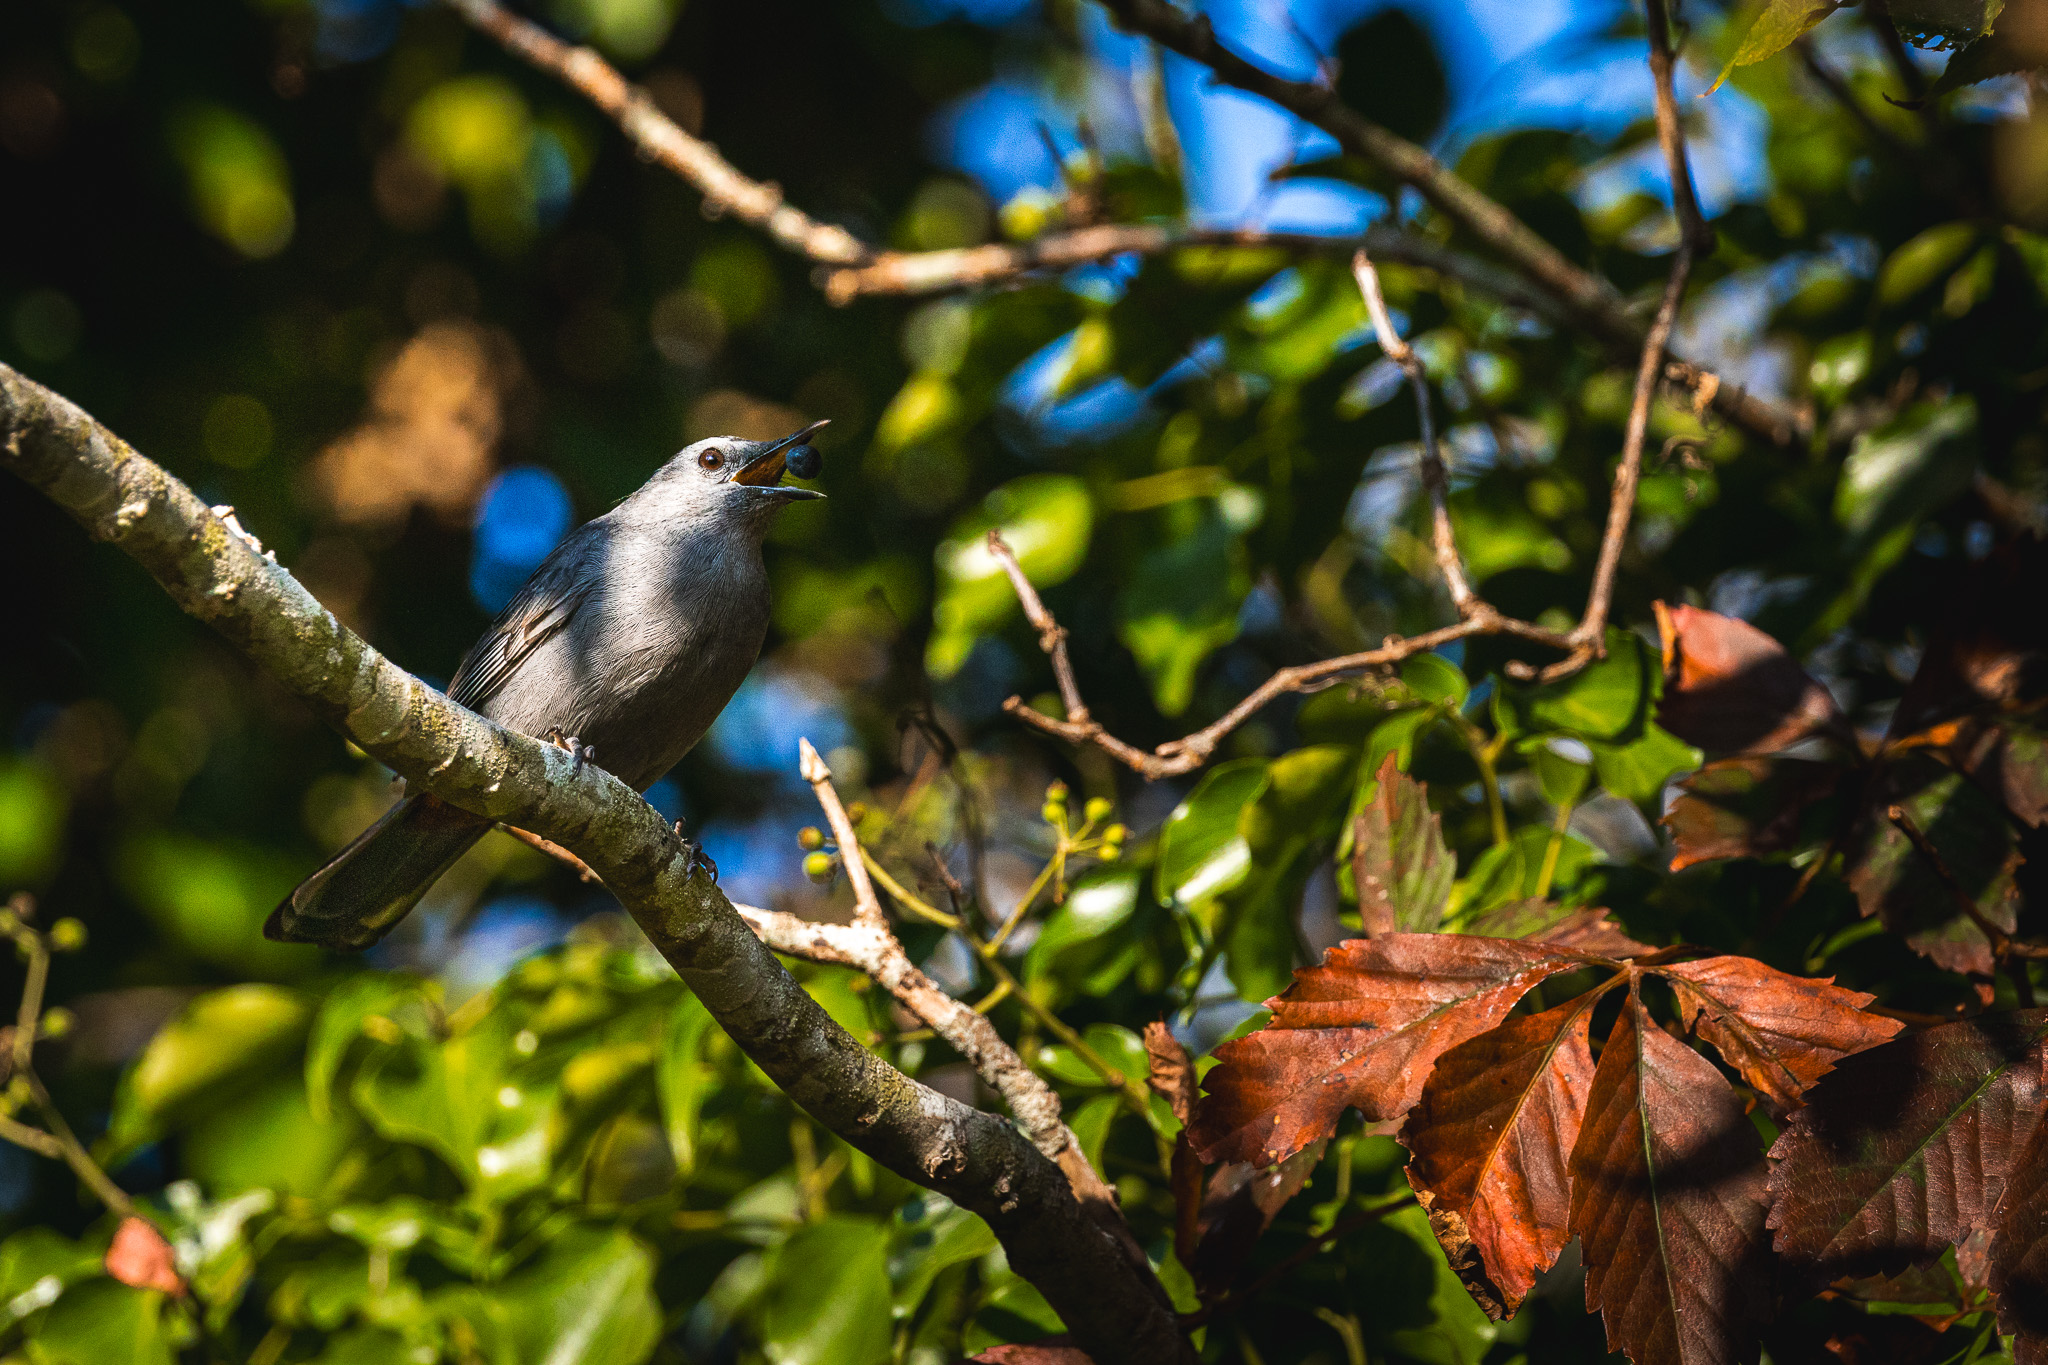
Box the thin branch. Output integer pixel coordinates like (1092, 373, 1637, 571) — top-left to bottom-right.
(0, 361, 1187, 1365)
(1351, 250, 1480, 617)
(1088, 0, 1800, 445)
(442, 0, 869, 265)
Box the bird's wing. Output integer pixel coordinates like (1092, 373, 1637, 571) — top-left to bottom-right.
(448, 563, 592, 711)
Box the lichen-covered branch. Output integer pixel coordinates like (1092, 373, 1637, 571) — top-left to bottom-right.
(0, 361, 1184, 1365)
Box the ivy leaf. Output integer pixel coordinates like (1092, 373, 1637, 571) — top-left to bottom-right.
(1188, 935, 1598, 1166)
(1656, 956, 1903, 1116)
(1402, 986, 1607, 1320)
(1568, 986, 1772, 1365)
(1352, 752, 1454, 937)
(1653, 603, 1848, 757)
(1768, 1009, 2048, 1289)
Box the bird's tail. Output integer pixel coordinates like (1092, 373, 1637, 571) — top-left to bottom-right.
(266, 793, 491, 951)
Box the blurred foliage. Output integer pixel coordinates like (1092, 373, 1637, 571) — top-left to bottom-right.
(3, 0, 2048, 1359)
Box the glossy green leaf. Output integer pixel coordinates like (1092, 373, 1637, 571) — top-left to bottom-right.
(1155, 758, 1270, 907)
(1713, 0, 1853, 90)
(305, 972, 431, 1123)
(1024, 868, 1145, 1003)
(1834, 398, 1977, 544)
(28, 1281, 179, 1365)
(0, 1230, 104, 1329)
(928, 474, 1095, 678)
(1588, 723, 1701, 804)
(758, 1218, 893, 1365)
(183, 1076, 358, 1198)
(889, 1199, 997, 1320)
(657, 992, 718, 1178)
(436, 1225, 660, 1365)
(1498, 629, 1652, 743)
(106, 984, 312, 1157)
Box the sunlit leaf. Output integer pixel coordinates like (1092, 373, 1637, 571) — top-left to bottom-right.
(1712, 0, 1853, 91)
(1653, 602, 1848, 756)
(928, 475, 1095, 678)
(1154, 759, 1270, 908)
(106, 984, 312, 1157)
(758, 1218, 895, 1365)
(1352, 752, 1454, 936)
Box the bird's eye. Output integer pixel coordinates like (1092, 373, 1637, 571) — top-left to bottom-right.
(697, 448, 724, 472)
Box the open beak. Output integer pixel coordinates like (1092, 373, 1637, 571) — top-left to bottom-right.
(730, 419, 829, 491)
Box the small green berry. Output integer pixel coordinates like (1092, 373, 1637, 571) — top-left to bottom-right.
(797, 826, 826, 851)
(1098, 844, 1123, 863)
(1041, 802, 1065, 826)
(845, 802, 868, 824)
(1102, 823, 1128, 845)
(1045, 781, 1068, 807)
(1083, 797, 1113, 825)
(48, 919, 87, 953)
(39, 1007, 73, 1040)
(803, 851, 837, 884)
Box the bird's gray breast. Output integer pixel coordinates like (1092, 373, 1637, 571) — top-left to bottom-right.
(476, 519, 769, 791)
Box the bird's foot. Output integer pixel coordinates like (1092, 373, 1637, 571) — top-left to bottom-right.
(542, 728, 595, 777)
(674, 821, 718, 882)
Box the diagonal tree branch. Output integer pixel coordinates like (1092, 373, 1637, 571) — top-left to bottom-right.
(0, 361, 1185, 1365)
(441, 0, 1802, 446)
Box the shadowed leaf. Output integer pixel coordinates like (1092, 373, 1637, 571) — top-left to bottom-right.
(1568, 987, 1771, 1365)
(1402, 985, 1610, 1319)
(1768, 1010, 2048, 1289)
(1186, 1140, 1326, 1297)
(1653, 603, 1847, 757)
(1657, 956, 1903, 1115)
(1354, 752, 1454, 936)
(1989, 1111, 2048, 1362)
(1189, 936, 1596, 1165)
(1665, 756, 1843, 871)
(1844, 757, 2022, 976)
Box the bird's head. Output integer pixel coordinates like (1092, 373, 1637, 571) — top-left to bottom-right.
(651, 420, 828, 533)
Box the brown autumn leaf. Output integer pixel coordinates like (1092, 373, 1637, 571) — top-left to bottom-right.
(1352, 752, 1453, 936)
(1988, 1092, 2048, 1363)
(1464, 899, 1654, 958)
(1653, 601, 1849, 757)
(1665, 756, 1842, 872)
(1402, 985, 1609, 1320)
(1188, 935, 1598, 1166)
(971, 1342, 1093, 1364)
(1569, 985, 1771, 1365)
(1658, 955, 1903, 1115)
(1769, 1009, 2048, 1290)
(104, 1215, 183, 1295)
(1143, 1021, 1195, 1125)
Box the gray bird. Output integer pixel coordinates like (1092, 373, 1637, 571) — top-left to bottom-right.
(267, 422, 827, 951)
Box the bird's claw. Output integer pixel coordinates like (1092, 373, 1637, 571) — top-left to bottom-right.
(542, 728, 595, 778)
(674, 821, 718, 882)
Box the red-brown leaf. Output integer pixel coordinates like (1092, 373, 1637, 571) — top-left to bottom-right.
(1569, 986, 1771, 1365)
(1988, 1094, 2048, 1363)
(1143, 1021, 1195, 1126)
(1188, 935, 1600, 1166)
(1464, 900, 1654, 959)
(1768, 1009, 2048, 1289)
(1654, 602, 1848, 757)
(1402, 985, 1608, 1319)
(1656, 956, 1904, 1115)
(104, 1216, 182, 1295)
(971, 1342, 1092, 1364)
(1186, 1141, 1325, 1297)
(1664, 756, 1842, 872)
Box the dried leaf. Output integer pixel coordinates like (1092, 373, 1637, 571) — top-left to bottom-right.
(1665, 756, 1843, 871)
(1988, 1102, 2048, 1362)
(1653, 602, 1848, 756)
(1464, 900, 1654, 959)
(1844, 757, 2022, 976)
(972, 1342, 1092, 1364)
(1143, 1021, 1196, 1125)
(1569, 987, 1771, 1365)
(1768, 1010, 2048, 1289)
(104, 1216, 183, 1295)
(1353, 752, 1454, 936)
(1189, 936, 1598, 1166)
(1658, 956, 1903, 1115)
(1403, 986, 1608, 1319)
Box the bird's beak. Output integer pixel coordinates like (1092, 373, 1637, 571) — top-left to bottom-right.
(731, 419, 829, 492)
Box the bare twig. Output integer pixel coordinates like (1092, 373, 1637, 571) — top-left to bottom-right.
(1352, 250, 1480, 617)
(442, 0, 869, 265)
(502, 823, 602, 882)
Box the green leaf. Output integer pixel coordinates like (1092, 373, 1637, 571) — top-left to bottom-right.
(28, 1280, 177, 1365)
(656, 993, 717, 1178)
(0, 757, 66, 888)
(1154, 758, 1270, 907)
(1035, 1023, 1149, 1089)
(1066, 1094, 1121, 1177)
(351, 1005, 553, 1204)
(1834, 397, 1978, 544)
(1877, 224, 1983, 307)
(1499, 629, 1654, 743)
(107, 984, 312, 1157)
(1459, 825, 1598, 913)
(435, 1225, 660, 1365)
(1116, 505, 1248, 716)
(1354, 1205, 1500, 1365)
(0, 1230, 104, 1329)
(758, 1219, 894, 1365)
(1589, 724, 1702, 804)
(305, 972, 431, 1123)
(889, 1199, 997, 1320)
(1025, 868, 1145, 1003)
(928, 474, 1096, 678)
(1399, 652, 1470, 710)
(183, 1076, 358, 1198)
(1225, 745, 1357, 1001)
(1713, 0, 1853, 91)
